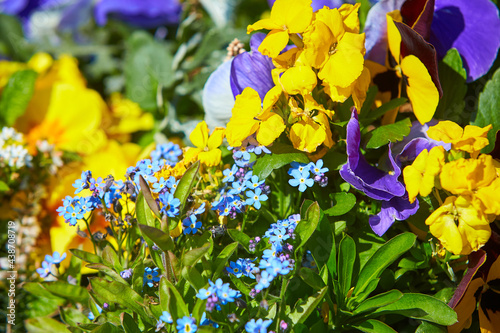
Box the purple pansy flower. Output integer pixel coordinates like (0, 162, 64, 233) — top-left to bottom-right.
(339, 109, 406, 201)
(94, 0, 182, 28)
(365, 0, 500, 82)
(230, 33, 276, 100)
(369, 194, 419, 236)
(203, 59, 235, 129)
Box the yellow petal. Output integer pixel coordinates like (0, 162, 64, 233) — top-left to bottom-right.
(338, 3, 361, 33)
(289, 120, 326, 152)
(190, 121, 209, 149)
(263, 85, 283, 112)
(386, 12, 402, 63)
(272, 0, 313, 33)
(257, 113, 285, 146)
(426, 196, 464, 255)
(313, 111, 334, 148)
(279, 65, 317, 95)
(207, 127, 225, 150)
(427, 120, 464, 143)
(28, 52, 53, 73)
(199, 149, 222, 167)
(401, 55, 440, 124)
(258, 30, 290, 58)
(247, 18, 281, 33)
(226, 87, 261, 146)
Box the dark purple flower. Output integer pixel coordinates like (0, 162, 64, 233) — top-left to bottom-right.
(369, 195, 419, 236)
(94, 0, 182, 28)
(340, 109, 406, 201)
(230, 33, 275, 100)
(365, 0, 500, 82)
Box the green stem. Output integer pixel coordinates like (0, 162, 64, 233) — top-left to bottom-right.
(83, 217, 98, 254)
(277, 277, 289, 330)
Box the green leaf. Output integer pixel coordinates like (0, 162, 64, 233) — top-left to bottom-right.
(351, 319, 397, 333)
(0, 180, 10, 192)
(25, 317, 71, 333)
(174, 161, 200, 212)
(371, 293, 457, 326)
(353, 233, 416, 300)
(415, 321, 447, 333)
(326, 236, 337, 279)
(324, 192, 356, 216)
(23, 282, 66, 301)
(70, 249, 103, 265)
(182, 266, 205, 291)
(227, 229, 250, 252)
(435, 48, 467, 123)
(124, 31, 175, 111)
(289, 286, 328, 325)
(136, 192, 158, 228)
(299, 267, 326, 290)
(89, 278, 153, 324)
(213, 242, 238, 279)
(161, 277, 190, 320)
(473, 67, 500, 153)
(338, 234, 356, 298)
(353, 289, 403, 314)
(41, 281, 89, 304)
(138, 224, 174, 252)
(360, 98, 408, 126)
(295, 202, 321, 252)
(122, 312, 141, 333)
(139, 176, 161, 218)
(86, 263, 128, 284)
(0, 14, 32, 60)
(182, 243, 211, 266)
(253, 152, 309, 179)
(102, 245, 122, 272)
(91, 323, 122, 333)
(0, 69, 38, 126)
(308, 212, 335, 270)
(365, 118, 412, 149)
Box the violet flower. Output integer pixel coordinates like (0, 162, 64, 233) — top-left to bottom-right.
(267, 0, 358, 11)
(230, 33, 275, 100)
(365, 0, 500, 82)
(203, 59, 235, 129)
(94, 0, 182, 28)
(369, 195, 419, 236)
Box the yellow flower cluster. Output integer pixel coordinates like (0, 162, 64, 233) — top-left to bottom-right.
(403, 121, 499, 255)
(226, 0, 370, 153)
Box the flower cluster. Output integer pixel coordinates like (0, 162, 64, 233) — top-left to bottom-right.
(403, 121, 500, 255)
(36, 251, 67, 279)
(288, 159, 329, 192)
(0, 127, 32, 169)
(196, 278, 242, 312)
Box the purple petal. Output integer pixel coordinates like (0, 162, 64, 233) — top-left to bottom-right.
(365, 0, 406, 65)
(430, 0, 500, 81)
(369, 195, 419, 236)
(94, 0, 182, 28)
(230, 33, 275, 100)
(339, 109, 406, 201)
(203, 59, 235, 129)
(267, 0, 355, 11)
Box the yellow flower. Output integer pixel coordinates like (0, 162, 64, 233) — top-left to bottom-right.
(325, 65, 370, 110)
(440, 154, 497, 195)
(302, 6, 365, 89)
(226, 87, 285, 147)
(426, 121, 492, 157)
(403, 146, 445, 203)
(475, 177, 500, 215)
(183, 121, 225, 167)
(426, 195, 491, 255)
(247, 0, 313, 58)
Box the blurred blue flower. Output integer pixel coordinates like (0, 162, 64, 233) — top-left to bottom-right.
(255, 271, 273, 292)
(36, 261, 51, 278)
(45, 251, 67, 265)
(159, 311, 173, 324)
(183, 215, 202, 235)
(227, 260, 244, 278)
(176, 316, 197, 333)
(223, 164, 238, 183)
(159, 192, 180, 217)
(94, 0, 182, 28)
(143, 267, 160, 287)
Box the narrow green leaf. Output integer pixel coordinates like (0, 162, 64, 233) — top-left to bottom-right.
(253, 152, 309, 180)
(326, 236, 337, 279)
(472, 67, 500, 153)
(227, 229, 250, 252)
(371, 293, 458, 326)
(70, 249, 103, 265)
(102, 245, 122, 272)
(136, 192, 157, 228)
(351, 319, 397, 333)
(0, 69, 37, 126)
(295, 202, 321, 251)
(122, 312, 141, 333)
(415, 321, 447, 333)
(23, 282, 65, 301)
(365, 118, 412, 149)
(42, 281, 89, 304)
(213, 242, 238, 279)
(163, 278, 189, 319)
(324, 192, 356, 216)
(360, 98, 408, 126)
(181, 266, 205, 291)
(299, 267, 326, 290)
(338, 234, 356, 298)
(359, 85, 379, 118)
(353, 289, 403, 314)
(182, 243, 211, 266)
(91, 323, 122, 333)
(25, 317, 71, 333)
(354, 233, 416, 299)
(139, 176, 160, 218)
(289, 286, 328, 325)
(174, 161, 200, 212)
(138, 224, 174, 252)
(86, 263, 128, 285)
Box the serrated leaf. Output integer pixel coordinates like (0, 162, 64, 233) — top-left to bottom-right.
(351, 319, 397, 333)
(473, 67, 500, 153)
(289, 286, 328, 325)
(253, 152, 309, 180)
(0, 69, 38, 126)
(353, 233, 416, 300)
(324, 192, 356, 216)
(365, 118, 412, 149)
(371, 293, 457, 326)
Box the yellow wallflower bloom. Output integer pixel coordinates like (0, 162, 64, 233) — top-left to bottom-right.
(247, 0, 313, 58)
(183, 121, 225, 167)
(475, 177, 500, 215)
(440, 154, 497, 195)
(403, 146, 445, 203)
(302, 7, 365, 89)
(325, 65, 370, 110)
(426, 195, 491, 255)
(427, 121, 492, 157)
(226, 87, 285, 147)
